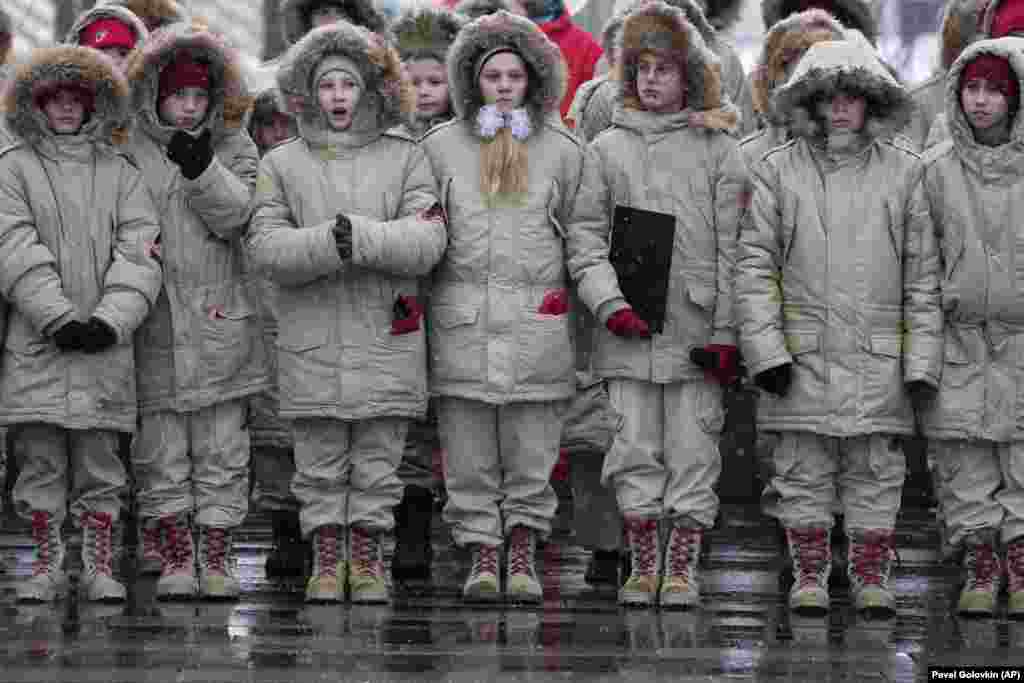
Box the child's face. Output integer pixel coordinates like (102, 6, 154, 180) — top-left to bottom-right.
(98, 46, 132, 71)
(159, 87, 210, 130)
(254, 112, 296, 151)
(406, 58, 450, 119)
(961, 77, 1011, 132)
(636, 52, 686, 114)
(311, 3, 350, 27)
(317, 72, 361, 131)
(814, 91, 867, 133)
(44, 89, 87, 135)
(478, 52, 528, 113)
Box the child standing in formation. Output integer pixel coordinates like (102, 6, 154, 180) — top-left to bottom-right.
(279, 0, 391, 48)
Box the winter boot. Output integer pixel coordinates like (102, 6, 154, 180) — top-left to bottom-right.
(1006, 537, 1024, 618)
(265, 509, 307, 579)
(584, 549, 622, 587)
(17, 511, 66, 603)
(463, 543, 501, 602)
(80, 511, 126, 602)
(659, 520, 703, 609)
(785, 526, 831, 613)
(137, 517, 163, 576)
(957, 531, 1001, 616)
(305, 524, 345, 603)
(349, 525, 389, 604)
(619, 517, 661, 607)
(506, 526, 542, 603)
(391, 485, 434, 584)
(198, 526, 240, 600)
(847, 529, 896, 615)
(155, 514, 198, 600)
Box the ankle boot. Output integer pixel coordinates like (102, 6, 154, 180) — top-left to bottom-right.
(786, 526, 831, 613)
(81, 511, 126, 602)
(17, 511, 66, 603)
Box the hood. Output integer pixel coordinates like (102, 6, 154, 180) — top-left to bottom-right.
(699, 0, 745, 30)
(940, 0, 985, 69)
(447, 10, 566, 130)
(601, 8, 628, 55)
(125, 19, 253, 146)
(100, 0, 187, 32)
(454, 0, 511, 20)
(946, 37, 1024, 174)
(0, 7, 12, 66)
(761, 0, 878, 45)
(5, 45, 131, 146)
(280, 0, 391, 47)
(392, 6, 467, 63)
(771, 38, 912, 140)
(613, 0, 739, 132)
(751, 8, 846, 118)
(613, 0, 722, 54)
(248, 86, 289, 131)
(275, 22, 413, 142)
(66, 5, 150, 67)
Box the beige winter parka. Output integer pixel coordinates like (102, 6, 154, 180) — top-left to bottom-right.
(735, 40, 943, 437)
(247, 23, 446, 421)
(0, 46, 162, 431)
(124, 21, 268, 414)
(919, 38, 1024, 442)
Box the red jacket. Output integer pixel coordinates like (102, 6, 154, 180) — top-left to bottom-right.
(537, 12, 603, 122)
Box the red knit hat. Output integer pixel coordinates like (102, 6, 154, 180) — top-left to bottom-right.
(79, 18, 137, 50)
(992, 0, 1024, 37)
(962, 53, 1019, 100)
(159, 54, 211, 97)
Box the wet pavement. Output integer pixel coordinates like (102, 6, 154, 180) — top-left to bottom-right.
(0, 503, 1019, 682)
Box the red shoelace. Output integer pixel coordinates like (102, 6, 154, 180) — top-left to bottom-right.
(161, 516, 193, 572)
(968, 541, 1000, 591)
(473, 545, 499, 576)
(350, 528, 378, 573)
(316, 527, 338, 578)
(204, 528, 228, 574)
(87, 512, 114, 576)
(667, 527, 701, 578)
(1007, 542, 1024, 590)
(850, 530, 893, 587)
(508, 528, 534, 576)
(30, 511, 52, 577)
(628, 519, 659, 577)
(789, 528, 829, 588)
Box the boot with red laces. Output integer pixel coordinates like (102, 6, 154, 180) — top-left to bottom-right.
(349, 525, 389, 604)
(305, 524, 345, 603)
(17, 511, 66, 603)
(138, 518, 162, 575)
(620, 517, 660, 606)
(463, 543, 501, 602)
(848, 528, 897, 614)
(506, 526, 542, 604)
(81, 511, 126, 602)
(198, 526, 240, 600)
(957, 530, 1001, 616)
(1006, 536, 1024, 617)
(659, 520, 703, 609)
(155, 513, 197, 600)
(786, 526, 831, 613)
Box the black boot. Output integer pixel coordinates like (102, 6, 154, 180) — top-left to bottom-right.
(584, 549, 622, 587)
(392, 485, 434, 584)
(265, 509, 307, 579)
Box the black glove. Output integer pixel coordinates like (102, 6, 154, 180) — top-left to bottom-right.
(53, 320, 89, 352)
(334, 213, 353, 259)
(755, 363, 793, 397)
(167, 129, 214, 180)
(906, 380, 938, 407)
(79, 317, 118, 353)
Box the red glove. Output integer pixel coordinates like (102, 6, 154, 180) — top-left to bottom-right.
(391, 295, 423, 335)
(538, 288, 569, 315)
(606, 307, 651, 338)
(701, 344, 741, 385)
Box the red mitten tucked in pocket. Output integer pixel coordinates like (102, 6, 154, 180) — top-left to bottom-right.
(538, 288, 569, 316)
(606, 307, 651, 338)
(703, 343, 741, 385)
(419, 201, 447, 225)
(391, 295, 423, 335)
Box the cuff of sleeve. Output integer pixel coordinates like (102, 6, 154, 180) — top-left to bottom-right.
(183, 154, 221, 192)
(710, 328, 738, 346)
(314, 222, 346, 272)
(745, 354, 793, 377)
(597, 298, 629, 325)
(93, 289, 151, 344)
(42, 310, 76, 338)
(904, 367, 940, 390)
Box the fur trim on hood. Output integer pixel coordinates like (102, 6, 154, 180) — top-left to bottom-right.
(700, 0, 745, 30)
(751, 9, 846, 118)
(447, 10, 566, 130)
(66, 5, 150, 64)
(613, 1, 739, 132)
(279, 0, 391, 47)
(5, 45, 131, 146)
(100, 0, 187, 32)
(393, 6, 467, 63)
(125, 19, 253, 145)
(614, 0, 722, 53)
(275, 22, 413, 136)
(940, 0, 984, 69)
(249, 87, 288, 127)
(455, 0, 511, 20)
(761, 0, 878, 45)
(772, 38, 911, 140)
(0, 7, 12, 66)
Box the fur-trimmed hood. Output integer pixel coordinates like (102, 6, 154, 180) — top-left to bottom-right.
(447, 10, 566, 133)
(946, 37, 1024, 175)
(0, 7, 12, 66)
(392, 6, 467, 63)
(761, 0, 878, 45)
(125, 19, 253, 146)
(5, 45, 131, 146)
(279, 0, 391, 47)
(700, 0, 745, 30)
(612, 0, 739, 132)
(249, 87, 288, 128)
(771, 38, 912, 140)
(751, 9, 846, 118)
(614, 0, 722, 54)
(275, 22, 413, 142)
(66, 5, 150, 65)
(100, 0, 187, 32)
(454, 0, 511, 20)
(939, 0, 985, 70)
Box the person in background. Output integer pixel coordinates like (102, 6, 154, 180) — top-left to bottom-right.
(455, 0, 517, 20)
(67, 3, 149, 73)
(566, 6, 623, 141)
(101, 0, 187, 33)
(279, 0, 391, 48)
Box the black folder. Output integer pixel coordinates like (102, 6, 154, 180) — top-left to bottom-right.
(609, 205, 675, 334)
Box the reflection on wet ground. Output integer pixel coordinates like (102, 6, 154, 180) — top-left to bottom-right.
(0, 504, 1020, 681)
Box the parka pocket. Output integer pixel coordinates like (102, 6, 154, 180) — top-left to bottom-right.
(429, 303, 482, 383)
(861, 333, 904, 419)
(517, 309, 573, 386)
(199, 285, 258, 386)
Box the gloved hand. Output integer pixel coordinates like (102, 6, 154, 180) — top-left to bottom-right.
(690, 344, 741, 385)
(605, 307, 651, 339)
(167, 129, 214, 180)
(333, 213, 353, 259)
(80, 317, 118, 353)
(53, 320, 89, 352)
(754, 363, 793, 397)
(906, 380, 938, 407)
